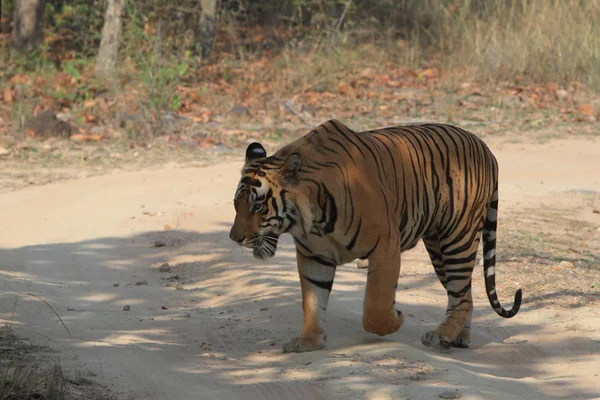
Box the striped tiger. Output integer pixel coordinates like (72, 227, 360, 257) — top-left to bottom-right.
(229, 119, 522, 352)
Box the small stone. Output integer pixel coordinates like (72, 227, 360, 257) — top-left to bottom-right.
(167, 275, 180, 281)
(123, 305, 131, 311)
(161, 306, 168, 310)
(230, 103, 251, 116)
(135, 280, 148, 286)
(555, 89, 569, 100)
(154, 241, 166, 248)
(558, 261, 574, 269)
(270, 342, 276, 346)
(113, 283, 120, 287)
(158, 263, 171, 272)
(260, 307, 268, 311)
(439, 390, 462, 399)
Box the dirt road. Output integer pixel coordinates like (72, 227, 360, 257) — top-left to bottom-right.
(1, 135, 599, 399)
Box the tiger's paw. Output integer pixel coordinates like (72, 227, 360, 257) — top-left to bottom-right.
(363, 308, 404, 337)
(451, 327, 470, 348)
(421, 330, 453, 350)
(282, 332, 327, 353)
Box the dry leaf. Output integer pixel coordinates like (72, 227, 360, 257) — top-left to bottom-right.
(338, 82, 352, 95)
(70, 134, 102, 142)
(3, 88, 15, 104)
(9, 74, 28, 84)
(419, 68, 437, 79)
(164, 224, 172, 231)
(83, 99, 96, 108)
(578, 104, 595, 116)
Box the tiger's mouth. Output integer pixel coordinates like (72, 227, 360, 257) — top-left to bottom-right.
(252, 232, 280, 260)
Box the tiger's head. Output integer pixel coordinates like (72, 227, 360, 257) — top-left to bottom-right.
(229, 142, 310, 260)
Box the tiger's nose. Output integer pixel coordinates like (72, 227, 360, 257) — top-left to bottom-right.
(229, 230, 245, 244)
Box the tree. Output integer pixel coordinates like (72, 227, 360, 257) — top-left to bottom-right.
(196, 0, 219, 61)
(95, 0, 125, 76)
(12, 0, 47, 52)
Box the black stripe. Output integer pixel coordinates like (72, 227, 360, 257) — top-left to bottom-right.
(280, 190, 288, 213)
(304, 276, 334, 291)
(346, 218, 362, 251)
(363, 236, 380, 259)
(447, 281, 472, 298)
(305, 254, 337, 268)
(241, 177, 261, 187)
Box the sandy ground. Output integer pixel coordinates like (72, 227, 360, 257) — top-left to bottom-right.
(1, 135, 600, 400)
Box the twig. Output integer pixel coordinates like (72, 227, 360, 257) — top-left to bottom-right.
(27, 293, 73, 339)
(336, 0, 352, 31)
(9, 295, 18, 329)
(283, 100, 308, 123)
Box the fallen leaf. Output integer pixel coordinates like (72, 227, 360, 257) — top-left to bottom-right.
(164, 224, 172, 231)
(9, 74, 28, 84)
(3, 88, 15, 104)
(338, 81, 353, 95)
(70, 134, 102, 142)
(419, 68, 437, 79)
(578, 104, 595, 116)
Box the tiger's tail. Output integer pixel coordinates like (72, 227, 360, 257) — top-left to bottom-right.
(482, 187, 522, 318)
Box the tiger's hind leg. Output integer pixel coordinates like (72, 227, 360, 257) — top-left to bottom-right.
(421, 232, 479, 349)
(423, 235, 472, 348)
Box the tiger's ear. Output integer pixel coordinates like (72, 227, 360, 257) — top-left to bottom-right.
(281, 152, 302, 186)
(245, 142, 267, 164)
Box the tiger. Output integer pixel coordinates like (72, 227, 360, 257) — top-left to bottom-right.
(229, 119, 522, 353)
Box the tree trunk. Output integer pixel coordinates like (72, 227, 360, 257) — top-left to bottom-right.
(95, 0, 125, 77)
(196, 0, 219, 61)
(12, 0, 47, 52)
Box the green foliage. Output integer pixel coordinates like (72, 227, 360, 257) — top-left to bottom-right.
(44, 0, 106, 58)
(63, 60, 81, 81)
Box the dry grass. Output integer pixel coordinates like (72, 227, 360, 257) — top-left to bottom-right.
(0, 326, 65, 400)
(408, 0, 600, 88)
(0, 325, 114, 400)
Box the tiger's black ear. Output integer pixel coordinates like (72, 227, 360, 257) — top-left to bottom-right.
(245, 142, 267, 163)
(281, 152, 302, 186)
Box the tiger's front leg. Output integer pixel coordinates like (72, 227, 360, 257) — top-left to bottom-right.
(283, 250, 336, 353)
(363, 245, 404, 336)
